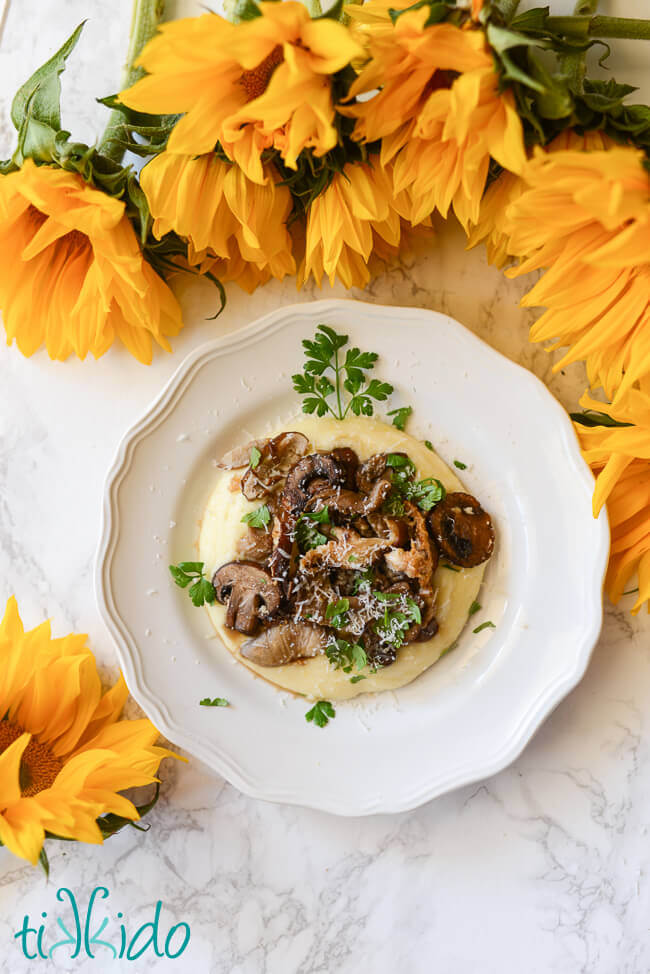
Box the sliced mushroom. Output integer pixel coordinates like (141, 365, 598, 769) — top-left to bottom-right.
(240, 432, 310, 501)
(356, 452, 408, 493)
(212, 561, 282, 635)
(366, 513, 410, 547)
(300, 528, 390, 573)
(240, 621, 328, 666)
(268, 509, 295, 593)
(236, 526, 274, 563)
(281, 452, 347, 513)
(383, 501, 438, 586)
(218, 438, 270, 469)
(331, 447, 359, 488)
(308, 478, 392, 518)
(427, 492, 495, 568)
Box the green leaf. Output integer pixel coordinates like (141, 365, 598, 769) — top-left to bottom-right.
(468, 600, 481, 617)
(249, 446, 262, 469)
(95, 783, 161, 840)
(570, 410, 633, 428)
(169, 565, 192, 588)
(200, 697, 230, 707)
(178, 561, 204, 574)
(527, 49, 573, 119)
(241, 504, 271, 530)
(305, 700, 336, 727)
(424, 440, 434, 452)
(325, 598, 350, 629)
(229, 0, 262, 21)
(11, 21, 85, 132)
(189, 577, 217, 607)
(387, 406, 413, 431)
(473, 620, 496, 634)
(453, 460, 467, 470)
(296, 507, 330, 552)
(315, 0, 345, 21)
(38, 846, 50, 878)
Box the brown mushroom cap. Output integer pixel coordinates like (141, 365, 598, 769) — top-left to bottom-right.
(281, 452, 347, 513)
(427, 491, 495, 568)
(212, 560, 282, 635)
(240, 432, 310, 501)
(240, 621, 328, 666)
(307, 478, 392, 518)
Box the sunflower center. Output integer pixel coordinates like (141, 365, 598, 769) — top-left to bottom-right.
(239, 45, 283, 101)
(0, 719, 63, 798)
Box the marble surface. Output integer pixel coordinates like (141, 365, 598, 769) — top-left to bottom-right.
(1, 1, 650, 971)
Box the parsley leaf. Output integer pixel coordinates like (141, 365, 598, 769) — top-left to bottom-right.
(249, 446, 262, 469)
(200, 697, 229, 707)
(169, 561, 217, 607)
(407, 477, 446, 512)
(326, 637, 367, 674)
(325, 598, 350, 629)
(296, 506, 330, 552)
(453, 459, 467, 470)
(441, 563, 460, 572)
(292, 324, 393, 421)
(373, 593, 421, 649)
(349, 675, 367, 684)
(473, 620, 496, 634)
(305, 700, 336, 727)
(468, 600, 481, 617)
(241, 504, 271, 530)
(352, 567, 375, 593)
(387, 406, 412, 431)
(424, 440, 434, 451)
(384, 454, 446, 513)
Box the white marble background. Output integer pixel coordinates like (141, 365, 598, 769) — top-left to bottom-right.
(1, 1, 650, 971)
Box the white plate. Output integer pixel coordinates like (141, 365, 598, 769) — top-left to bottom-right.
(95, 299, 609, 815)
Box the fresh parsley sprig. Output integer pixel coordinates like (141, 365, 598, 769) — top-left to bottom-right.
(373, 592, 421, 649)
(326, 637, 367, 674)
(296, 506, 330, 552)
(388, 406, 412, 431)
(384, 454, 446, 514)
(292, 324, 393, 420)
(241, 504, 271, 530)
(169, 561, 216, 607)
(200, 697, 229, 707)
(305, 700, 336, 727)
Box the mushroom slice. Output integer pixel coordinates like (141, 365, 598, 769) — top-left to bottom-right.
(356, 452, 408, 493)
(383, 501, 438, 585)
(268, 509, 295, 593)
(217, 438, 269, 470)
(240, 432, 310, 501)
(236, 526, 274, 563)
(212, 561, 282, 635)
(331, 447, 359, 488)
(282, 453, 347, 513)
(427, 492, 495, 568)
(300, 528, 390, 573)
(308, 477, 392, 518)
(366, 513, 410, 547)
(240, 621, 328, 667)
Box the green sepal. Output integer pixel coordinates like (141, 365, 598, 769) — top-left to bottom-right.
(315, 0, 346, 21)
(95, 782, 161, 839)
(11, 21, 85, 133)
(526, 49, 573, 118)
(227, 0, 263, 22)
(570, 410, 633, 428)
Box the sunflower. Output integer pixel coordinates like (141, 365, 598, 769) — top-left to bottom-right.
(139, 151, 295, 287)
(504, 144, 650, 400)
(576, 388, 650, 613)
(299, 157, 430, 289)
(119, 3, 363, 185)
(466, 130, 614, 267)
(0, 160, 183, 364)
(0, 597, 178, 865)
(342, 10, 526, 229)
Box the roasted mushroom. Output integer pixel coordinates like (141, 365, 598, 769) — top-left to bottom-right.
(300, 528, 391, 573)
(212, 561, 282, 635)
(331, 447, 359, 488)
(240, 432, 310, 501)
(240, 621, 328, 666)
(217, 438, 269, 469)
(427, 492, 495, 568)
(356, 452, 408, 493)
(384, 501, 438, 584)
(268, 509, 295, 593)
(236, 526, 274, 562)
(307, 477, 392, 518)
(281, 452, 347, 513)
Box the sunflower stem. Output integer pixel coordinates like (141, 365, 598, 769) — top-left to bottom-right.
(546, 14, 650, 41)
(98, 0, 166, 163)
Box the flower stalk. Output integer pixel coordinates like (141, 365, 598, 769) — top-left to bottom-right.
(545, 14, 650, 41)
(98, 0, 165, 162)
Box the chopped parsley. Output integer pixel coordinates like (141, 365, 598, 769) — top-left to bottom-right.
(249, 446, 262, 469)
(468, 600, 481, 617)
(296, 506, 330, 552)
(325, 598, 350, 629)
(424, 440, 434, 451)
(241, 504, 271, 530)
(350, 675, 367, 684)
(387, 406, 412, 431)
(373, 592, 421, 649)
(305, 700, 336, 727)
(352, 567, 375, 594)
(384, 453, 445, 513)
(169, 561, 216, 606)
(326, 637, 368, 674)
(472, 620, 496, 634)
(453, 459, 467, 470)
(200, 697, 229, 708)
